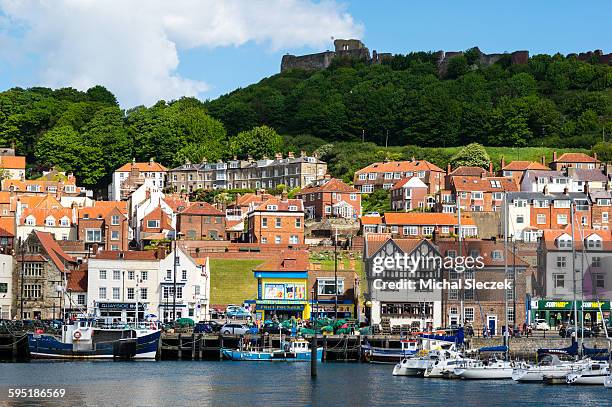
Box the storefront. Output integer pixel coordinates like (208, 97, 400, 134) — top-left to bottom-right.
(310, 301, 355, 319)
(532, 300, 611, 328)
(96, 302, 146, 322)
(253, 275, 310, 321)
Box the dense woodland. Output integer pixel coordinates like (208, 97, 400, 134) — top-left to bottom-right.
(0, 50, 610, 194)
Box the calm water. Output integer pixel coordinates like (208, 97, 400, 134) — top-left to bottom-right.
(1, 361, 610, 407)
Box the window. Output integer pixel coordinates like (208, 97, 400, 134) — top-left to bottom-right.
(194, 285, 200, 295)
(127, 288, 135, 300)
(24, 262, 43, 277)
(534, 200, 549, 208)
(128, 271, 134, 280)
(77, 294, 85, 305)
(350, 193, 357, 201)
(556, 257, 567, 268)
(492, 192, 503, 200)
(595, 274, 605, 288)
(384, 172, 393, 180)
(558, 238, 572, 248)
(557, 214, 568, 225)
(325, 206, 331, 214)
(404, 226, 418, 236)
(368, 173, 377, 180)
(603, 212, 609, 223)
(422, 226, 434, 235)
(492, 250, 503, 260)
(383, 183, 394, 190)
(24, 284, 41, 299)
(111, 215, 120, 225)
(489, 180, 501, 188)
(85, 229, 102, 242)
(554, 200, 570, 208)
(288, 205, 297, 211)
(472, 192, 483, 200)
(140, 288, 148, 300)
(317, 278, 345, 295)
(176, 286, 183, 299)
(99, 287, 107, 299)
(448, 289, 458, 300)
(141, 271, 148, 281)
(182, 270, 187, 280)
(586, 238, 602, 249)
(358, 174, 366, 180)
(111, 230, 119, 241)
(266, 205, 278, 210)
(60, 217, 70, 226)
(507, 307, 515, 323)
(464, 308, 475, 322)
(289, 235, 299, 244)
(537, 214, 546, 225)
(592, 257, 601, 268)
(0, 283, 7, 293)
(99, 270, 107, 280)
(275, 235, 281, 244)
(295, 218, 301, 228)
(113, 270, 121, 280)
(516, 215, 524, 224)
(111, 245, 119, 251)
(261, 218, 268, 228)
(513, 199, 527, 208)
(147, 220, 160, 229)
(275, 218, 281, 228)
(112, 287, 120, 300)
(45, 217, 55, 226)
(361, 185, 373, 193)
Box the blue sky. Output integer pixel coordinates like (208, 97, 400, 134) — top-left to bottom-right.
(0, 0, 610, 107)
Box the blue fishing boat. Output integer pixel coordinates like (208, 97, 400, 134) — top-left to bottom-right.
(28, 318, 161, 360)
(222, 338, 323, 362)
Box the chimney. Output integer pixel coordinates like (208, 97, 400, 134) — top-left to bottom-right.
(288, 151, 294, 159)
(281, 191, 288, 201)
(584, 181, 589, 195)
(275, 152, 282, 160)
(338, 260, 345, 270)
(92, 243, 99, 255)
(543, 184, 549, 195)
(411, 156, 416, 162)
(149, 157, 154, 165)
(156, 245, 165, 259)
(500, 156, 506, 170)
(593, 152, 598, 161)
(488, 162, 493, 175)
(447, 163, 451, 175)
(553, 151, 557, 162)
(563, 186, 569, 195)
(541, 155, 546, 166)
(324, 173, 331, 180)
(300, 151, 306, 158)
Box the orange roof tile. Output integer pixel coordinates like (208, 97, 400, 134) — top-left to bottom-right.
(255, 250, 309, 272)
(67, 264, 87, 292)
(0, 217, 14, 236)
(235, 193, 272, 207)
(253, 197, 304, 212)
(34, 231, 76, 272)
(449, 166, 487, 177)
(553, 153, 599, 163)
(355, 160, 444, 174)
(0, 155, 25, 169)
(297, 178, 358, 194)
(361, 215, 383, 225)
(21, 207, 73, 225)
(181, 201, 224, 216)
(116, 161, 167, 172)
(452, 176, 518, 192)
(502, 161, 550, 171)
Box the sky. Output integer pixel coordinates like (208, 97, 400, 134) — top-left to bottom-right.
(0, 0, 610, 107)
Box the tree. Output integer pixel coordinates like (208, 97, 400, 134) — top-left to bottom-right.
(593, 142, 612, 163)
(362, 189, 390, 214)
(450, 143, 491, 168)
(446, 56, 469, 79)
(229, 125, 283, 159)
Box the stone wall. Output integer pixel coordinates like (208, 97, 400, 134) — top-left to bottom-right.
(468, 336, 610, 359)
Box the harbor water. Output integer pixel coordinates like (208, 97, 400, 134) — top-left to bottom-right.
(1, 361, 610, 406)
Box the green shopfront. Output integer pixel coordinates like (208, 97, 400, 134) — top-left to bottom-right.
(532, 300, 611, 328)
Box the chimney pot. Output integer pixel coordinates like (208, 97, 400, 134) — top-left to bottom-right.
(489, 162, 493, 175)
(593, 152, 598, 161)
(541, 155, 546, 166)
(553, 151, 558, 162)
(501, 156, 506, 170)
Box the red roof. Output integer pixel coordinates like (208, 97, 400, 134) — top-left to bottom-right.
(255, 250, 309, 272)
(67, 264, 87, 292)
(450, 166, 487, 177)
(452, 176, 518, 192)
(502, 161, 549, 171)
(34, 231, 76, 273)
(391, 176, 428, 190)
(361, 215, 383, 225)
(253, 197, 304, 212)
(181, 201, 224, 216)
(553, 153, 599, 164)
(0, 217, 14, 236)
(116, 161, 167, 172)
(297, 178, 358, 194)
(355, 160, 444, 174)
(94, 250, 163, 260)
(0, 155, 25, 169)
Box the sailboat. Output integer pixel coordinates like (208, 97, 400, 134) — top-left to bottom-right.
(392, 329, 465, 376)
(566, 360, 610, 385)
(512, 354, 588, 382)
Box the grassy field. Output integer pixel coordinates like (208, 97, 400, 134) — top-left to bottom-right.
(209, 259, 263, 306)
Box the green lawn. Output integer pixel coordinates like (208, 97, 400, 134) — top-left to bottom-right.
(209, 259, 264, 306)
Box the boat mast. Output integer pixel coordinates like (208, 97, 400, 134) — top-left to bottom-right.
(570, 202, 579, 358)
(457, 198, 463, 327)
(503, 192, 508, 360)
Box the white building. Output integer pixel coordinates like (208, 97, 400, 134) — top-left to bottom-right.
(87, 248, 209, 322)
(108, 159, 167, 201)
(521, 170, 573, 193)
(0, 254, 13, 319)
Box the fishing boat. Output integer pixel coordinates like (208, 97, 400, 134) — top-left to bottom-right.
(222, 338, 322, 362)
(28, 318, 161, 359)
(361, 338, 418, 364)
(566, 360, 610, 385)
(512, 355, 588, 382)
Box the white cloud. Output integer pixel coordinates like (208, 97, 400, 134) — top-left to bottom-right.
(0, 0, 363, 106)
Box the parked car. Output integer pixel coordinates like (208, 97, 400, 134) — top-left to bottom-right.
(194, 321, 223, 334)
(261, 323, 292, 335)
(220, 323, 253, 336)
(532, 319, 551, 331)
(226, 308, 252, 319)
(560, 327, 593, 338)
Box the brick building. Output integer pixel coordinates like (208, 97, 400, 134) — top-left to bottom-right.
(77, 201, 130, 251)
(549, 152, 600, 171)
(177, 201, 225, 240)
(354, 160, 445, 194)
(390, 177, 429, 211)
(295, 178, 360, 220)
(500, 158, 549, 186)
(589, 190, 611, 230)
(447, 175, 518, 213)
(308, 261, 359, 319)
(247, 197, 304, 245)
(380, 212, 478, 238)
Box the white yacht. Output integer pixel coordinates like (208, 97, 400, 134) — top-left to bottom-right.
(512, 355, 588, 382)
(453, 358, 517, 380)
(566, 361, 610, 385)
(604, 373, 612, 388)
(423, 350, 468, 378)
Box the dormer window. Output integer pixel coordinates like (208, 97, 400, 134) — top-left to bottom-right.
(266, 205, 278, 211)
(83, 214, 89, 219)
(60, 217, 70, 227)
(25, 216, 36, 226)
(45, 217, 55, 227)
(288, 205, 297, 211)
(585, 236, 602, 249)
(491, 250, 503, 260)
(557, 238, 572, 249)
(490, 180, 501, 188)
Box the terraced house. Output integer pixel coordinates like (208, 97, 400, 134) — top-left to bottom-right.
(353, 159, 445, 194)
(247, 196, 304, 245)
(295, 177, 360, 220)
